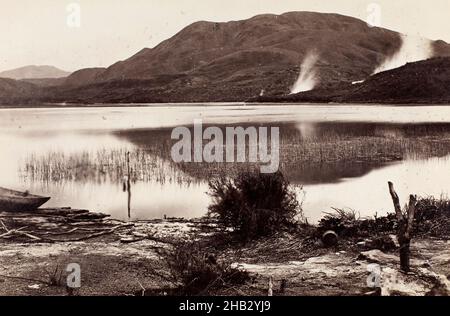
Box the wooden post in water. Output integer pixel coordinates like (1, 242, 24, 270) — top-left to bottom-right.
(388, 182, 417, 273)
(126, 152, 132, 218)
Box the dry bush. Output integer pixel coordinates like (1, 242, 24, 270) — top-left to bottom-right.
(208, 171, 302, 241)
(167, 241, 250, 296)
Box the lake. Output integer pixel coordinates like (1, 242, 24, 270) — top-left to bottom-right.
(1, 104, 450, 222)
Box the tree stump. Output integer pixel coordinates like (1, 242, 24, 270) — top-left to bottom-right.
(388, 182, 417, 273)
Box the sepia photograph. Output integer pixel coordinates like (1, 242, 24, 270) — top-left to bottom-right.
(1, 0, 450, 304)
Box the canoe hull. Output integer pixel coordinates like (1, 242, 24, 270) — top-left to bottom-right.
(0, 188, 50, 212)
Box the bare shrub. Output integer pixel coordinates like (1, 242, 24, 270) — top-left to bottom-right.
(167, 242, 250, 296)
(208, 170, 302, 240)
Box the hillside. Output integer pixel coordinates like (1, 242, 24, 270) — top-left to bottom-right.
(63, 68, 106, 86)
(343, 57, 450, 103)
(21, 78, 67, 87)
(0, 65, 70, 80)
(0, 78, 41, 105)
(255, 57, 450, 104)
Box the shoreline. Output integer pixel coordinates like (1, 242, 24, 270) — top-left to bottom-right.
(1, 203, 449, 296)
(2, 102, 450, 110)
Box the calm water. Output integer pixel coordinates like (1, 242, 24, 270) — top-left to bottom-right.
(1, 104, 450, 222)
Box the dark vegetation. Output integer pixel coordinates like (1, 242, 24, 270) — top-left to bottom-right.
(165, 241, 251, 296)
(208, 171, 302, 241)
(317, 196, 450, 242)
(414, 196, 450, 239)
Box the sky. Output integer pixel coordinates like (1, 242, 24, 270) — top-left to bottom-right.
(1, 0, 450, 72)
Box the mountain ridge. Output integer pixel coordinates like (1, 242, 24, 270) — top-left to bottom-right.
(2, 11, 450, 105)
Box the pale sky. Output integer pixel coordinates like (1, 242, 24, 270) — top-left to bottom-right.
(1, 0, 449, 72)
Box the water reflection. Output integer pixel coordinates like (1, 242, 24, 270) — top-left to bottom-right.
(303, 157, 450, 222)
(1, 105, 450, 222)
(124, 152, 132, 218)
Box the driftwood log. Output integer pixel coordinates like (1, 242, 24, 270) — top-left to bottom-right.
(388, 182, 417, 272)
(0, 208, 129, 243)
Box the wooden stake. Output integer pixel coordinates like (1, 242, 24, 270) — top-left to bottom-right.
(126, 151, 132, 218)
(388, 182, 402, 221)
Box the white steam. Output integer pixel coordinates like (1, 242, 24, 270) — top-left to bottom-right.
(373, 34, 432, 75)
(290, 52, 319, 94)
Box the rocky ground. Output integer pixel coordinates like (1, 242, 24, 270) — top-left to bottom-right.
(1, 207, 449, 296)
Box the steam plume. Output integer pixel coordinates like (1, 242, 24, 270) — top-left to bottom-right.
(373, 34, 432, 74)
(290, 52, 319, 94)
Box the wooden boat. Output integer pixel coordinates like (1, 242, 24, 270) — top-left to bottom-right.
(0, 187, 50, 212)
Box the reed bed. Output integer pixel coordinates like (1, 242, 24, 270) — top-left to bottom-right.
(21, 148, 197, 186)
(20, 126, 450, 185)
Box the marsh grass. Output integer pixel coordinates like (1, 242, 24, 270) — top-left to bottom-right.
(414, 195, 450, 238)
(19, 123, 450, 184)
(21, 148, 197, 186)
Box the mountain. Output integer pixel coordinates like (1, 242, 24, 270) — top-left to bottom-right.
(49, 12, 408, 103)
(255, 57, 450, 104)
(52, 11, 450, 103)
(97, 12, 402, 84)
(3, 11, 450, 104)
(0, 65, 70, 80)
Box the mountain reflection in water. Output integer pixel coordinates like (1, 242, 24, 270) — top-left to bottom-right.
(1, 106, 450, 222)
